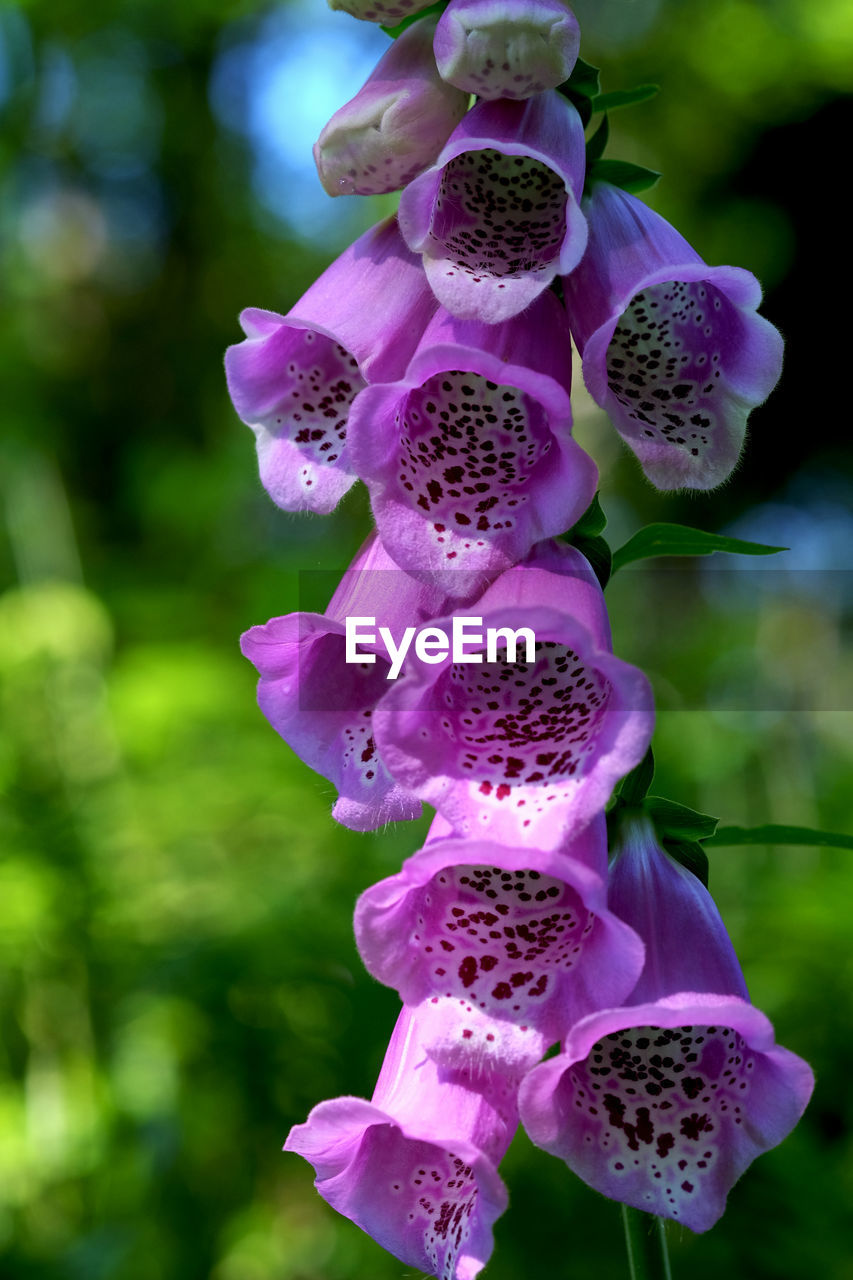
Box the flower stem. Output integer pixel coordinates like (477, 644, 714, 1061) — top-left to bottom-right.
(620, 1205, 672, 1280)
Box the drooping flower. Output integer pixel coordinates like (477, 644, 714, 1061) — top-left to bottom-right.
(314, 15, 470, 197)
(285, 1003, 516, 1280)
(347, 292, 598, 597)
(225, 217, 437, 514)
(240, 531, 450, 830)
(398, 92, 587, 323)
(373, 544, 654, 850)
(434, 0, 580, 101)
(563, 182, 784, 490)
(355, 817, 645, 1080)
(518, 815, 814, 1232)
(328, 0, 429, 25)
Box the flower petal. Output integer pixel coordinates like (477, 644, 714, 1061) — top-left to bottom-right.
(434, 0, 580, 101)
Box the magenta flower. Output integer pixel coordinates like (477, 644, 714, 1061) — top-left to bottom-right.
(398, 92, 587, 322)
(373, 545, 654, 850)
(434, 0, 580, 101)
(518, 816, 814, 1231)
(285, 1003, 515, 1280)
(225, 217, 436, 514)
(240, 532, 452, 830)
(347, 292, 598, 598)
(354, 819, 645, 1080)
(314, 15, 469, 197)
(328, 0, 429, 24)
(563, 182, 784, 490)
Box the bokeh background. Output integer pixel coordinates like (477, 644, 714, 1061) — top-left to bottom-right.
(0, 0, 851, 1276)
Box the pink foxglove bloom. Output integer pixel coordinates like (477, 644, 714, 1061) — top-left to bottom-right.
(519, 816, 814, 1231)
(373, 544, 654, 850)
(240, 532, 450, 830)
(398, 92, 587, 323)
(328, 0, 429, 25)
(286, 1004, 515, 1280)
(225, 218, 436, 514)
(314, 15, 469, 197)
(347, 292, 597, 597)
(355, 819, 645, 1080)
(434, 0, 580, 101)
(563, 182, 784, 490)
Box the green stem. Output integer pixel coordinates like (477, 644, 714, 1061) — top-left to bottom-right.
(620, 1206, 672, 1280)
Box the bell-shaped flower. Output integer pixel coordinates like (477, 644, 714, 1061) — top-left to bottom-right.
(314, 15, 470, 197)
(328, 0, 429, 25)
(347, 292, 598, 598)
(240, 531, 451, 830)
(285, 1003, 516, 1280)
(398, 91, 587, 323)
(518, 815, 814, 1232)
(355, 818, 645, 1081)
(563, 182, 784, 490)
(434, 0, 580, 101)
(372, 544, 654, 850)
(225, 217, 437, 514)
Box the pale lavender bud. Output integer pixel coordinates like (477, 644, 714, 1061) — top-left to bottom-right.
(434, 0, 580, 101)
(315, 15, 470, 197)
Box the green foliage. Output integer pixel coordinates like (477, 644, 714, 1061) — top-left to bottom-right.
(612, 522, 787, 572)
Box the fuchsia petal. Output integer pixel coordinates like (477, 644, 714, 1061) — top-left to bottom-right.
(225, 218, 437, 513)
(240, 533, 450, 831)
(399, 93, 587, 322)
(329, 0, 428, 24)
(518, 816, 814, 1231)
(286, 1005, 514, 1280)
(347, 294, 597, 598)
(314, 15, 469, 197)
(519, 996, 814, 1232)
(434, 0, 580, 101)
(563, 183, 784, 490)
(373, 551, 654, 850)
(355, 822, 645, 1079)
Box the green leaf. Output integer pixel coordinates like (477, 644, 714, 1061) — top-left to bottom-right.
(587, 159, 661, 195)
(574, 535, 611, 589)
(557, 57, 601, 127)
(585, 113, 610, 164)
(568, 491, 607, 540)
(381, 1, 447, 37)
(617, 747, 655, 806)
(646, 797, 718, 842)
(611, 522, 787, 573)
(592, 84, 660, 113)
(705, 824, 853, 851)
(663, 839, 710, 887)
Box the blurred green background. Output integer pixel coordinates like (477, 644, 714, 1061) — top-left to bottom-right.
(0, 0, 850, 1276)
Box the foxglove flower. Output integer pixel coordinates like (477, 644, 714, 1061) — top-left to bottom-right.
(328, 0, 428, 25)
(434, 0, 580, 101)
(519, 815, 814, 1231)
(347, 292, 597, 596)
(563, 182, 784, 490)
(373, 545, 654, 850)
(225, 217, 436, 513)
(314, 15, 469, 197)
(355, 818, 645, 1080)
(240, 532, 450, 829)
(286, 1003, 515, 1280)
(398, 92, 587, 323)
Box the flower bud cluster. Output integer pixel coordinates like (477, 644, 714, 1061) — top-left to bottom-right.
(225, 3, 810, 1273)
